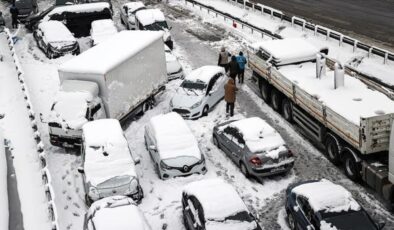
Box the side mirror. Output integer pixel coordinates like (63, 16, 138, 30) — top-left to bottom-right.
(149, 145, 157, 151)
(378, 222, 385, 230)
(77, 167, 85, 174)
(293, 206, 299, 212)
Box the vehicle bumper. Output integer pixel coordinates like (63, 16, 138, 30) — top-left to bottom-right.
(168, 69, 184, 80)
(159, 162, 207, 180)
(50, 46, 79, 58)
(250, 161, 294, 178)
(49, 134, 81, 148)
(171, 106, 202, 120)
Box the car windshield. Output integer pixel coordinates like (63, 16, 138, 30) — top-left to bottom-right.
(38, 6, 55, 17)
(145, 21, 168, 31)
(97, 175, 132, 189)
(181, 80, 206, 90)
(208, 211, 254, 223)
(321, 210, 378, 230)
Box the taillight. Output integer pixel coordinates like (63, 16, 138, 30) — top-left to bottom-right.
(288, 149, 294, 157)
(249, 156, 262, 166)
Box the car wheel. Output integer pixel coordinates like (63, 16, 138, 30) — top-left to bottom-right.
(270, 89, 282, 111)
(213, 135, 220, 148)
(202, 105, 209, 116)
(260, 80, 271, 103)
(85, 194, 93, 207)
(281, 98, 293, 122)
(240, 162, 249, 178)
(121, 18, 125, 25)
(325, 134, 341, 165)
(343, 151, 361, 181)
(46, 48, 54, 59)
(287, 212, 296, 230)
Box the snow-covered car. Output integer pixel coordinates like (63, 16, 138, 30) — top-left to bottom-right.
(144, 112, 207, 179)
(90, 19, 118, 46)
(165, 45, 183, 80)
(182, 179, 262, 230)
(170, 66, 226, 119)
(79, 119, 143, 205)
(84, 196, 152, 230)
(33, 21, 79, 59)
(120, 1, 146, 30)
(285, 179, 384, 230)
(135, 9, 173, 49)
(213, 117, 294, 179)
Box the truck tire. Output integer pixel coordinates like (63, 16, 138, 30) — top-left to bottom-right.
(259, 80, 271, 103)
(324, 134, 341, 165)
(281, 98, 293, 122)
(343, 151, 361, 181)
(202, 105, 209, 116)
(271, 89, 282, 111)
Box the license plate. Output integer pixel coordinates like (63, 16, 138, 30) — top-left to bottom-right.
(271, 166, 285, 172)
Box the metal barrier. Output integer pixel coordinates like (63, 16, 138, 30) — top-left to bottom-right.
(1, 28, 59, 230)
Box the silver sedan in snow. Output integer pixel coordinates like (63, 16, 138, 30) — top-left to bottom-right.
(212, 117, 295, 180)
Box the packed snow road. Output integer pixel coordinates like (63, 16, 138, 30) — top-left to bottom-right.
(2, 0, 394, 230)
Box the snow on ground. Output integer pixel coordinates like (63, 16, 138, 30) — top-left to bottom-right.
(0, 129, 8, 230)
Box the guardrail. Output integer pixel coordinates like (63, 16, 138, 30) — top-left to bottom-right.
(184, 0, 394, 99)
(2, 28, 59, 230)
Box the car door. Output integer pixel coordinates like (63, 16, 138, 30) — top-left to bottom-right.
(220, 126, 236, 158)
(145, 126, 158, 163)
(222, 127, 243, 163)
(121, 5, 127, 25)
(211, 72, 226, 103)
(230, 130, 246, 165)
(295, 196, 314, 230)
(205, 75, 218, 108)
(184, 195, 203, 230)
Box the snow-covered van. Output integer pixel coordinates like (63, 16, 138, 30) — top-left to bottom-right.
(49, 31, 167, 148)
(135, 9, 173, 49)
(79, 119, 143, 205)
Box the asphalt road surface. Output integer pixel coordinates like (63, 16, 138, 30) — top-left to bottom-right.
(252, 0, 394, 50)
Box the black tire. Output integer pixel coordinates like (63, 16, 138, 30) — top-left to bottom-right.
(213, 135, 219, 148)
(260, 80, 271, 103)
(281, 98, 293, 122)
(46, 48, 54, 59)
(271, 89, 282, 111)
(343, 151, 361, 181)
(324, 135, 341, 165)
(121, 18, 125, 25)
(202, 105, 209, 116)
(240, 162, 249, 178)
(287, 212, 296, 230)
(85, 194, 93, 207)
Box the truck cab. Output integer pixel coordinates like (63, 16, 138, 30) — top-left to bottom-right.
(48, 80, 106, 148)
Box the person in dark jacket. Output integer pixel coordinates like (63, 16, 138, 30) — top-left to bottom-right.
(236, 51, 247, 83)
(218, 47, 231, 71)
(10, 4, 19, 29)
(224, 78, 238, 117)
(227, 55, 240, 81)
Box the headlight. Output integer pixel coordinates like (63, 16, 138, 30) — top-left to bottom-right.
(89, 186, 99, 200)
(160, 161, 171, 170)
(190, 100, 202, 109)
(128, 178, 138, 193)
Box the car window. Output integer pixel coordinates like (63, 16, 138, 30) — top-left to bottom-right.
(297, 196, 315, 225)
(206, 74, 219, 95)
(223, 126, 236, 141)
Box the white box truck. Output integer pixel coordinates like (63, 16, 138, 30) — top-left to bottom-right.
(48, 30, 167, 148)
(248, 38, 394, 207)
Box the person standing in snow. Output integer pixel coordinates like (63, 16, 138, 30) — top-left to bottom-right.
(227, 55, 240, 81)
(10, 4, 19, 29)
(218, 47, 231, 71)
(224, 78, 238, 117)
(236, 51, 247, 84)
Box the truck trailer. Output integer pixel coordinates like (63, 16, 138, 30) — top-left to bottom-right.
(48, 30, 167, 148)
(248, 38, 394, 207)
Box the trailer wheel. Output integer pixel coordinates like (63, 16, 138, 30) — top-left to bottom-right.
(325, 134, 341, 165)
(259, 80, 271, 103)
(343, 151, 361, 181)
(271, 89, 282, 111)
(281, 98, 293, 122)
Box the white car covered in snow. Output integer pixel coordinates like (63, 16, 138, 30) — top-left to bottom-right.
(90, 19, 118, 46)
(84, 196, 152, 230)
(170, 66, 227, 119)
(182, 179, 262, 230)
(120, 1, 146, 30)
(144, 112, 207, 179)
(165, 45, 183, 80)
(33, 20, 79, 59)
(79, 119, 143, 205)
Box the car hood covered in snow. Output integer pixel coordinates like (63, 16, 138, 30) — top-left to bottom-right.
(171, 89, 204, 108)
(38, 21, 76, 48)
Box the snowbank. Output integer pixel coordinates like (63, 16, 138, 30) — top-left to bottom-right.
(186, 65, 224, 83)
(292, 179, 361, 213)
(136, 9, 166, 26)
(38, 21, 76, 44)
(0, 129, 8, 230)
(149, 112, 201, 160)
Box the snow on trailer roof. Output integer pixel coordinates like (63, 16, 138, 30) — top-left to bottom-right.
(38, 21, 76, 43)
(186, 65, 225, 84)
(135, 8, 165, 26)
(279, 62, 394, 124)
(59, 30, 164, 75)
(123, 1, 145, 13)
(45, 2, 111, 19)
(183, 179, 250, 220)
(292, 179, 361, 213)
(149, 112, 201, 160)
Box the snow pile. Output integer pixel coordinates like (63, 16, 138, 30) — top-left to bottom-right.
(225, 117, 286, 156)
(149, 112, 201, 160)
(320, 221, 338, 230)
(292, 179, 361, 213)
(87, 196, 151, 230)
(123, 1, 146, 14)
(186, 65, 224, 83)
(45, 2, 111, 20)
(82, 119, 137, 186)
(38, 21, 76, 46)
(59, 30, 164, 75)
(136, 9, 166, 26)
(91, 19, 118, 45)
(0, 129, 8, 230)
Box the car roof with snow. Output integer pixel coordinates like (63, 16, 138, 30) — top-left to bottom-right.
(91, 19, 118, 45)
(253, 38, 321, 66)
(183, 179, 250, 220)
(123, 1, 145, 13)
(291, 179, 361, 213)
(87, 196, 152, 230)
(59, 31, 163, 75)
(38, 21, 76, 43)
(82, 119, 137, 187)
(45, 2, 111, 19)
(185, 65, 225, 84)
(135, 8, 165, 26)
(221, 117, 286, 154)
(148, 112, 201, 160)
